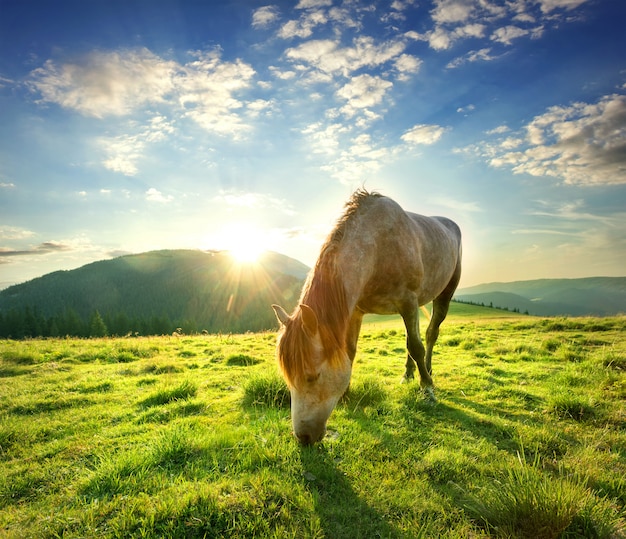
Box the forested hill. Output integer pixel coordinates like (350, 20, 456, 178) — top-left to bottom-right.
(455, 277, 626, 316)
(0, 250, 309, 337)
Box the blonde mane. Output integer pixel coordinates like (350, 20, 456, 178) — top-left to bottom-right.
(277, 190, 381, 388)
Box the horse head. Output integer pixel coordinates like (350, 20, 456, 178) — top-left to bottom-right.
(273, 303, 352, 445)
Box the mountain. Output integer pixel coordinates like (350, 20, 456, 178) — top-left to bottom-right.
(455, 277, 626, 316)
(0, 250, 309, 336)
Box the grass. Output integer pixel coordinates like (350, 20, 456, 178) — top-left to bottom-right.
(0, 310, 625, 538)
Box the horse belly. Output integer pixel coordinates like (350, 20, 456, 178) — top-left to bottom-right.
(357, 272, 420, 315)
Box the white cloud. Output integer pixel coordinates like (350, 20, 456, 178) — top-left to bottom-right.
(430, 196, 482, 212)
(457, 104, 476, 113)
(145, 188, 173, 203)
(415, 22, 487, 51)
(246, 99, 274, 117)
(402, 124, 448, 145)
(29, 48, 256, 140)
(100, 134, 144, 176)
(394, 54, 422, 77)
(486, 124, 510, 135)
(278, 10, 328, 39)
(177, 51, 256, 138)
(417, 0, 588, 52)
(296, 0, 332, 8)
(99, 115, 175, 176)
(0, 226, 36, 240)
(478, 92, 626, 185)
(321, 150, 387, 186)
(538, 0, 589, 13)
(491, 25, 529, 45)
(285, 36, 406, 77)
(252, 5, 280, 28)
(336, 74, 393, 114)
(301, 121, 349, 155)
(431, 0, 475, 24)
(29, 48, 176, 118)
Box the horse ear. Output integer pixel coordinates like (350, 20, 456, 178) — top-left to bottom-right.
(299, 304, 319, 337)
(272, 304, 291, 326)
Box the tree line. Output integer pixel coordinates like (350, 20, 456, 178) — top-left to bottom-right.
(454, 298, 529, 315)
(0, 306, 214, 339)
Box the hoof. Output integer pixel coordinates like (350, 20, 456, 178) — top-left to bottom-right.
(423, 386, 437, 403)
(401, 374, 414, 384)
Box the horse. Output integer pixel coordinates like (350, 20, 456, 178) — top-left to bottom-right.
(272, 190, 462, 445)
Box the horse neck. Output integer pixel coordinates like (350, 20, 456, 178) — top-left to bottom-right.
(300, 250, 353, 352)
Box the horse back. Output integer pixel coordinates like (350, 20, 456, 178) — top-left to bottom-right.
(341, 195, 461, 313)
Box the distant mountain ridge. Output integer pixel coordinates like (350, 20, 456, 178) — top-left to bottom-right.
(1, 250, 623, 339)
(0, 250, 309, 336)
(455, 277, 626, 316)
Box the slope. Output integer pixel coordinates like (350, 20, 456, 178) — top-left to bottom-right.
(0, 250, 309, 334)
(455, 277, 626, 316)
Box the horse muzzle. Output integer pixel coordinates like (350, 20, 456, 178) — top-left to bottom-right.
(294, 422, 326, 445)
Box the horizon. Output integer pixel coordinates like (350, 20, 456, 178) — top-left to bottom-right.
(1, 0, 625, 289)
(0, 246, 623, 292)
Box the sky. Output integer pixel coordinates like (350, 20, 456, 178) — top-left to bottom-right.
(0, 0, 625, 290)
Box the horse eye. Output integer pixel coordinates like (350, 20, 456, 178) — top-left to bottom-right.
(306, 373, 320, 384)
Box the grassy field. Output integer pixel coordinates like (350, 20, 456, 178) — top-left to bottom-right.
(1, 305, 625, 538)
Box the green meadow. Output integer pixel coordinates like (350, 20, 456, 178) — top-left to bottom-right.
(1, 305, 625, 538)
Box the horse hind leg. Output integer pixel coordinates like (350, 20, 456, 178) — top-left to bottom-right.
(425, 265, 461, 374)
(424, 298, 450, 375)
(401, 304, 433, 393)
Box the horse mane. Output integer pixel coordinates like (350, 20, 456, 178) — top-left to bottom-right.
(277, 189, 382, 388)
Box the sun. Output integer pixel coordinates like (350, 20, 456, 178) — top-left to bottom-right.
(216, 223, 267, 264)
(230, 241, 265, 263)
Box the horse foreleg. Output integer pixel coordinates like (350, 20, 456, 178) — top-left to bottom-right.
(346, 310, 363, 363)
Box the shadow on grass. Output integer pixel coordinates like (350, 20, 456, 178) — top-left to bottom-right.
(299, 444, 401, 539)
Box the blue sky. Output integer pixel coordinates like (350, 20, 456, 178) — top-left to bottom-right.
(0, 0, 624, 289)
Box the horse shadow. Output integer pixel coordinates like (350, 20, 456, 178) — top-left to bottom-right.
(299, 444, 401, 539)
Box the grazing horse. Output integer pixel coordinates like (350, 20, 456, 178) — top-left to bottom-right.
(272, 190, 462, 445)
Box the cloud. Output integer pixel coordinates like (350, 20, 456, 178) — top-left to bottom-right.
(538, 0, 589, 13)
(414, 0, 589, 52)
(278, 9, 328, 39)
(527, 199, 610, 221)
(29, 48, 256, 141)
(0, 182, 16, 189)
(301, 121, 349, 155)
(394, 54, 422, 79)
(29, 48, 176, 118)
(100, 133, 145, 176)
(490, 25, 530, 45)
(413, 22, 486, 51)
(321, 142, 390, 185)
(145, 188, 173, 203)
(401, 124, 448, 145)
(296, 0, 332, 8)
(336, 74, 393, 115)
(284, 36, 406, 77)
(0, 241, 72, 257)
(177, 50, 256, 138)
(474, 92, 626, 185)
(486, 125, 510, 135)
(430, 196, 482, 212)
(431, 0, 475, 24)
(251, 5, 280, 28)
(0, 226, 36, 240)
